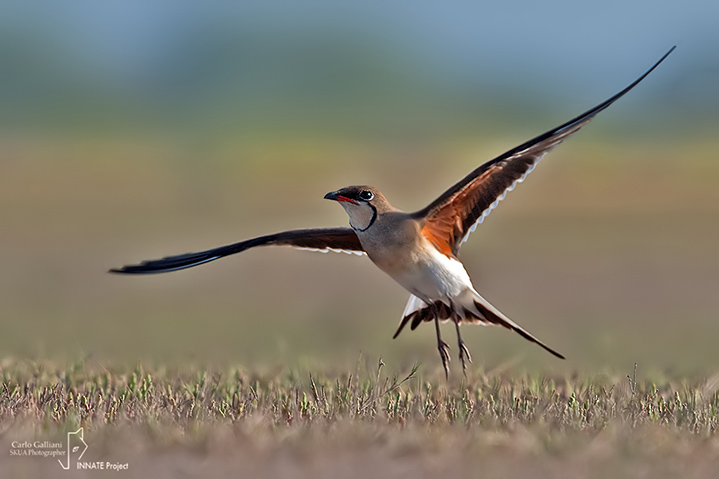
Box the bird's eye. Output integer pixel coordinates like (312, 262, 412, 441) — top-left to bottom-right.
(359, 190, 374, 201)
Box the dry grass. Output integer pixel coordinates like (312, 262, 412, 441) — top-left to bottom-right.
(2, 359, 719, 478)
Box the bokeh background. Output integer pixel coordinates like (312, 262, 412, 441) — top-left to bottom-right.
(1, 1, 718, 375)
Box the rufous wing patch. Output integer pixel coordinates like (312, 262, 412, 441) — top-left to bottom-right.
(422, 223, 452, 257)
(421, 212, 458, 257)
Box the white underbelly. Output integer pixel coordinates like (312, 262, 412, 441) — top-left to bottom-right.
(391, 249, 474, 303)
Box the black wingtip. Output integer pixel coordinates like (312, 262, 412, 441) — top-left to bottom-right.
(640, 45, 675, 81)
(107, 265, 159, 275)
(539, 342, 566, 360)
(108, 266, 154, 275)
(559, 45, 677, 132)
(534, 340, 566, 360)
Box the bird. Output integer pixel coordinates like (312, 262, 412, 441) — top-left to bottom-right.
(110, 47, 674, 377)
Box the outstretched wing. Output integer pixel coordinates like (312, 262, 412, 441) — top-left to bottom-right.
(415, 47, 675, 256)
(110, 227, 364, 274)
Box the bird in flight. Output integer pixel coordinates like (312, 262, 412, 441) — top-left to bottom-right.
(111, 47, 674, 377)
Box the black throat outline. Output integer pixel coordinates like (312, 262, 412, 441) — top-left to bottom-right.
(352, 203, 377, 232)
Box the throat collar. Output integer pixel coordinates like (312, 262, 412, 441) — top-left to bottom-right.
(351, 204, 377, 232)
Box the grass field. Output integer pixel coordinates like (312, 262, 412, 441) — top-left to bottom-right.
(2, 130, 719, 477)
(2, 359, 719, 478)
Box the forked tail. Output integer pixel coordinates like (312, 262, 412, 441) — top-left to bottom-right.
(394, 291, 565, 360)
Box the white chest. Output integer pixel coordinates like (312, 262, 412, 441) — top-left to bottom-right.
(367, 236, 474, 302)
(402, 247, 474, 301)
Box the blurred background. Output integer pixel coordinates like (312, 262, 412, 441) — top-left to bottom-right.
(1, 1, 718, 375)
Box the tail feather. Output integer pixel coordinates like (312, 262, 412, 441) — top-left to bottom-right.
(394, 295, 461, 339)
(394, 295, 430, 339)
(471, 296, 565, 360)
(393, 291, 565, 360)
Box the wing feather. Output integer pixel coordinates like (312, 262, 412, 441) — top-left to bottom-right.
(415, 47, 675, 254)
(110, 227, 364, 274)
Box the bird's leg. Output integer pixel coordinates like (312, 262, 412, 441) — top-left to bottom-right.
(434, 310, 451, 379)
(454, 314, 472, 375)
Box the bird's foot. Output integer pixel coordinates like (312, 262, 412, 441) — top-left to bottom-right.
(437, 339, 451, 379)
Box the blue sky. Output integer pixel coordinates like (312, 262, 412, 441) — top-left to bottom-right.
(1, 1, 717, 127)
